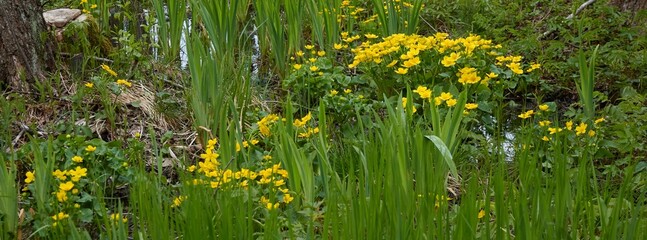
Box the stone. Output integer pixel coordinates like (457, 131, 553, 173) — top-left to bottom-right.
(43, 8, 81, 28)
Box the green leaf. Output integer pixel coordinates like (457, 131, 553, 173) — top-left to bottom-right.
(425, 135, 458, 178)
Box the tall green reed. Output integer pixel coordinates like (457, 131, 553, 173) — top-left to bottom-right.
(150, 0, 187, 62)
(253, 0, 288, 74)
(370, 0, 425, 35)
(0, 154, 17, 239)
(304, 0, 342, 48)
(577, 45, 599, 120)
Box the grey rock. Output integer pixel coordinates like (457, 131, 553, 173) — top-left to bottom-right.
(43, 8, 81, 28)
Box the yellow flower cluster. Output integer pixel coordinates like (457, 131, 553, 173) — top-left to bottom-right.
(434, 92, 457, 107)
(293, 112, 312, 128)
(188, 138, 294, 211)
(52, 212, 70, 227)
(52, 166, 88, 202)
(258, 114, 279, 137)
(109, 213, 128, 223)
(524, 102, 605, 141)
(496, 55, 524, 74)
(348, 33, 495, 70)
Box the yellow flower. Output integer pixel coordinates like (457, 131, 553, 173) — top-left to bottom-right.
(296, 51, 304, 57)
(402, 57, 421, 68)
(100, 64, 118, 77)
(293, 112, 312, 127)
(334, 43, 343, 50)
(109, 213, 128, 223)
(283, 193, 294, 204)
(441, 52, 461, 67)
(188, 165, 196, 172)
(434, 97, 443, 106)
(200, 149, 219, 162)
(478, 209, 486, 219)
(69, 166, 87, 182)
(305, 45, 315, 50)
(386, 60, 398, 67)
(446, 98, 457, 107)
(274, 179, 285, 187)
(82, 9, 90, 14)
(317, 51, 326, 57)
(364, 34, 378, 39)
(293, 64, 302, 70)
(548, 127, 562, 135)
(542, 136, 550, 141)
(59, 181, 75, 192)
(85, 145, 96, 152)
(539, 120, 552, 127)
(263, 155, 273, 161)
(330, 90, 338, 96)
(90, 4, 97, 9)
(56, 190, 68, 202)
(594, 117, 605, 124)
(413, 86, 431, 99)
(527, 63, 541, 72)
(309, 65, 319, 72)
(52, 212, 70, 221)
(538, 104, 549, 111)
(116, 79, 132, 87)
(80, 0, 87, 4)
(575, 122, 588, 136)
(465, 103, 478, 110)
(25, 171, 35, 184)
(84, 82, 93, 88)
(565, 120, 573, 130)
(439, 92, 453, 101)
(588, 130, 596, 137)
(53, 170, 67, 180)
(344, 89, 352, 94)
(395, 68, 408, 75)
(265, 202, 280, 210)
(518, 110, 534, 119)
(72, 155, 83, 163)
(507, 62, 524, 74)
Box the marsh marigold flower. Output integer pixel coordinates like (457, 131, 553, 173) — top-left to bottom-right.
(518, 110, 534, 119)
(85, 145, 96, 152)
(465, 103, 478, 110)
(539, 104, 549, 111)
(25, 171, 35, 183)
(575, 122, 588, 136)
(59, 181, 74, 191)
(441, 52, 461, 67)
(413, 86, 431, 99)
(101, 64, 118, 77)
(446, 98, 457, 107)
(395, 68, 408, 75)
(72, 155, 83, 163)
(293, 112, 312, 127)
(116, 79, 132, 87)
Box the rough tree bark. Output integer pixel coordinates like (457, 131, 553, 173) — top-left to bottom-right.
(611, 0, 647, 12)
(0, 0, 56, 92)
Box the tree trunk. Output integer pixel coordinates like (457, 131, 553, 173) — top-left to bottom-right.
(0, 0, 56, 92)
(611, 0, 647, 11)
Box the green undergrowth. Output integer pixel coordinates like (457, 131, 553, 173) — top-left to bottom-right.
(2, 0, 647, 239)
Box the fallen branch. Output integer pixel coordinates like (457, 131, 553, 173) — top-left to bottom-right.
(539, 0, 598, 39)
(567, 0, 597, 20)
